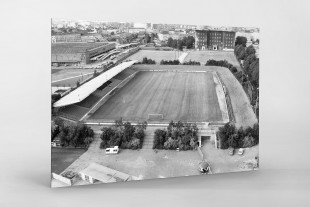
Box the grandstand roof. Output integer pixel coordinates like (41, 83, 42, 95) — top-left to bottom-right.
(53, 60, 138, 107)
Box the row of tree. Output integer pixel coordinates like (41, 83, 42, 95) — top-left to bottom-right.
(153, 121, 199, 150)
(182, 60, 201, 65)
(167, 36, 195, 51)
(235, 36, 259, 46)
(136, 57, 156, 64)
(51, 94, 61, 116)
(217, 123, 259, 149)
(100, 118, 147, 150)
(234, 42, 259, 109)
(205, 59, 238, 73)
(51, 118, 94, 148)
(160, 60, 180, 65)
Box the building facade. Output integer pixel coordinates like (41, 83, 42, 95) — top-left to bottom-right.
(195, 30, 236, 50)
(195, 30, 208, 50)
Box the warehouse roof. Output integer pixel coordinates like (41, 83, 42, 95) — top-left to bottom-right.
(51, 53, 83, 62)
(79, 163, 133, 183)
(51, 42, 109, 54)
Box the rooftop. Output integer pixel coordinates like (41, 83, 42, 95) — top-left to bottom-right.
(53, 60, 138, 107)
(195, 29, 236, 33)
(79, 163, 133, 183)
(51, 42, 109, 54)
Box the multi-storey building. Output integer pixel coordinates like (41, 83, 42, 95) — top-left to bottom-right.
(195, 30, 208, 50)
(195, 30, 236, 50)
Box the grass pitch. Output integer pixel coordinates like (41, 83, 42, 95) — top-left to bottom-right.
(124, 50, 181, 63)
(184, 51, 240, 68)
(51, 69, 101, 87)
(90, 71, 222, 122)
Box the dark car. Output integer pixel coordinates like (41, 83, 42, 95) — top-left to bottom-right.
(198, 161, 210, 174)
(228, 148, 235, 156)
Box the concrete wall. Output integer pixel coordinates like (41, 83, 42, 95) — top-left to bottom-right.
(52, 173, 72, 186)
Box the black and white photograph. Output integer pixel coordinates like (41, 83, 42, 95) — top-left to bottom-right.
(1, 0, 310, 206)
(51, 19, 259, 187)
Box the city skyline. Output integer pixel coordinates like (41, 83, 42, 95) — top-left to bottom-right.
(51, 18, 259, 32)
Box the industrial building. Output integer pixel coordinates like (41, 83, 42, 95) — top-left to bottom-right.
(51, 42, 116, 65)
(195, 30, 236, 50)
(51, 33, 105, 43)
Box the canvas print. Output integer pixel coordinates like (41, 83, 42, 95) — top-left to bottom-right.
(51, 18, 259, 187)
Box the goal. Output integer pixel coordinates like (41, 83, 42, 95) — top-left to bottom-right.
(147, 114, 164, 121)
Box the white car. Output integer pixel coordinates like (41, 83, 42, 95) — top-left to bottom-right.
(105, 146, 119, 154)
(238, 148, 244, 155)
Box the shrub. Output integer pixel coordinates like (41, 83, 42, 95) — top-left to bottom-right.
(100, 141, 108, 149)
(218, 123, 236, 149)
(218, 123, 259, 149)
(160, 60, 180, 65)
(164, 138, 178, 150)
(243, 136, 256, 148)
(231, 67, 238, 73)
(100, 127, 116, 142)
(153, 129, 167, 149)
(205, 59, 233, 69)
(183, 60, 201, 65)
(129, 138, 141, 149)
(55, 123, 94, 148)
(99, 120, 147, 150)
(252, 123, 259, 145)
(190, 138, 198, 149)
(153, 121, 198, 150)
(228, 134, 239, 149)
(140, 57, 156, 64)
(134, 129, 145, 141)
(51, 124, 60, 141)
(53, 117, 64, 128)
(120, 141, 130, 149)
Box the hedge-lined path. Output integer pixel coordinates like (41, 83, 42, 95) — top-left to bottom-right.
(141, 130, 154, 149)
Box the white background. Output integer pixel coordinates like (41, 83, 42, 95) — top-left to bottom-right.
(0, 0, 310, 206)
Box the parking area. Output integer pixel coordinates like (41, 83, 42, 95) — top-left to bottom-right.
(201, 139, 259, 173)
(62, 134, 202, 181)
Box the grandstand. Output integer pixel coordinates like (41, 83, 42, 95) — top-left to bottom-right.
(54, 61, 138, 121)
(75, 94, 100, 109)
(58, 105, 89, 121)
(97, 80, 112, 91)
(51, 42, 116, 65)
(53, 60, 137, 107)
(92, 79, 121, 97)
(113, 68, 136, 80)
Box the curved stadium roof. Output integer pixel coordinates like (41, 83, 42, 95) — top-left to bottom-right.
(53, 60, 137, 107)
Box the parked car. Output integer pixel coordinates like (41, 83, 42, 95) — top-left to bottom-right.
(105, 146, 119, 155)
(198, 161, 210, 174)
(238, 148, 244, 155)
(228, 148, 235, 156)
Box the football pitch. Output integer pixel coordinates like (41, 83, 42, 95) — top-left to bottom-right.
(89, 71, 223, 122)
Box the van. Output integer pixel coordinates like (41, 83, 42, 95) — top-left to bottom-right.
(105, 146, 119, 154)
